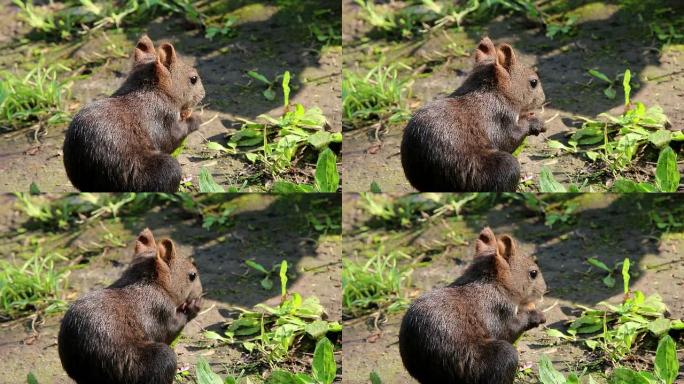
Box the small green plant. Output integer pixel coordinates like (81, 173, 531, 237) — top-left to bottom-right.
(246, 70, 280, 101)
(586, 257, 623, 288)
(610, 335, 679, 384)
(545, 15, 577, 39)
(205, 261, 341, 365)
(244, 260, 288, 291)
(548, 258, 684, 363)
(0, 247, 70, 320)
(271, 148, 340, 192)
(205, 16, 238, 40)
(195, 337, 337, 384)
(0, 63, 73, 132)
(342, 246, 413, 318)
(547, 69, 682, 190)
(342, 62, 412, 129)
(206, 71, 341, 190)
(587, 69, 622, 100)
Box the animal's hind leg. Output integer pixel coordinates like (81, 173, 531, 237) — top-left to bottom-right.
(473, 340, 518, 384)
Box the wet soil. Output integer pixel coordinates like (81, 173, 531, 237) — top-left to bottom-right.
(341, 193, 684, 383)
(341, 0, 684, 192)
(0, 0, 341, 192)
(0, 194, 341, 383)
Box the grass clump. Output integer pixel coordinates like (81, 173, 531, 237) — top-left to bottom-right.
(342, 62, 412, 130)
(342, 247, 413, 318)
(0, 63, 73, 132)
(12, 0, 203, 40)
(0, 246, 70, 320)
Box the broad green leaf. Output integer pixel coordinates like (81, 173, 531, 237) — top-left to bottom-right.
(587, 258, 611, 272)
(245, 260, 269, 274)
(305, 320, 329, 339)
(655, 146, 680, 192)
(648, 130, 671, 148)
(610, 368, 651, 384)
(207, 141, 234, 153)
(198, 168, 225, 192)
(260, 276, 273, 290)
(604, 86, 616, 99)
(266, 370, 298, 384)
(567, 373, 580, 384)
(589, 69, 612, 83)
(623, 69, 631, 106)
(247, 70, 271, 85)
(539, 167, 566, 193)
(263, 88, 276, 101)
(314, 148, 339, 192)
(647, 318, 671, 337)
(603, 274, 616, 288)
(271, 181, 315, 193)
(370, 371, 383, 384)
(307, 131, 334, 150)
(312, 338, 336, 384)
(29, 182, 41, 195)
(27, 373, 38, 384)
(203, 330, 231, 343)
(622, 258, 630, 294)
(655, 335, 677, 384)
(196, 357, 224, 384)
(538, 355, 565, 384)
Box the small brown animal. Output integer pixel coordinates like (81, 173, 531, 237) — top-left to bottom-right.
(399, 227, 547, 384)
(58, 228, 202, 384)
(401, 37, 546, 192)
(63, 35, 205, 192)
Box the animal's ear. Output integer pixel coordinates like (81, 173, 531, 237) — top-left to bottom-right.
(134, 35, 156, 65)
(134, 228, 157, 255)
(496, 43, 517, 72)
(475, 227, 498, 256)
(157, 239, 176, 266)
(475, 37, 497, 64)
(497, 235, 516, 263)
(157, 43, 177, 70)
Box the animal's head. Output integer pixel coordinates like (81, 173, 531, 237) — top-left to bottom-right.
(128, 35, 205, 111)
(475, 227, 547, 306)
(134, 228, 203, 307)
(473, 37, 545, 113)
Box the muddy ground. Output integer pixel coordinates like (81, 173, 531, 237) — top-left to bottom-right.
(0, 194, 341, 383)
(0, 0, 341, 192)
(341, 0, 684, 192)
(341, 193, 684, 383)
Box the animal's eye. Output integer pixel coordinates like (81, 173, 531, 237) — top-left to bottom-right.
(529, 79, 538, 88)
(529, 270, 538, 279)
(188, 272, 197, 281)
(190, 76, 198, 85)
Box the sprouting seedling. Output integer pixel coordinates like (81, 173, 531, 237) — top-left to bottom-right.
(279, 260, 288, 301)
(621, 258, 630, 295)
(588, 69, 616, 99)
(622, 69, 631, 107)
(247, 70, 276, 101)
(282, 71, 291, 109)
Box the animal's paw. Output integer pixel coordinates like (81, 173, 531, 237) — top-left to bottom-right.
(185, 115, 202, 132)
(527, 309, 546, 327)
(526, 115, 546, 136)
(178, 298, 202, 320)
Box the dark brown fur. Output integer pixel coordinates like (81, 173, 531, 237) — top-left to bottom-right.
(58, 228, 203, 384)
(63, 35, 205, 192)
(401, 37, 546, 192)
(399, 227, 547, 384)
